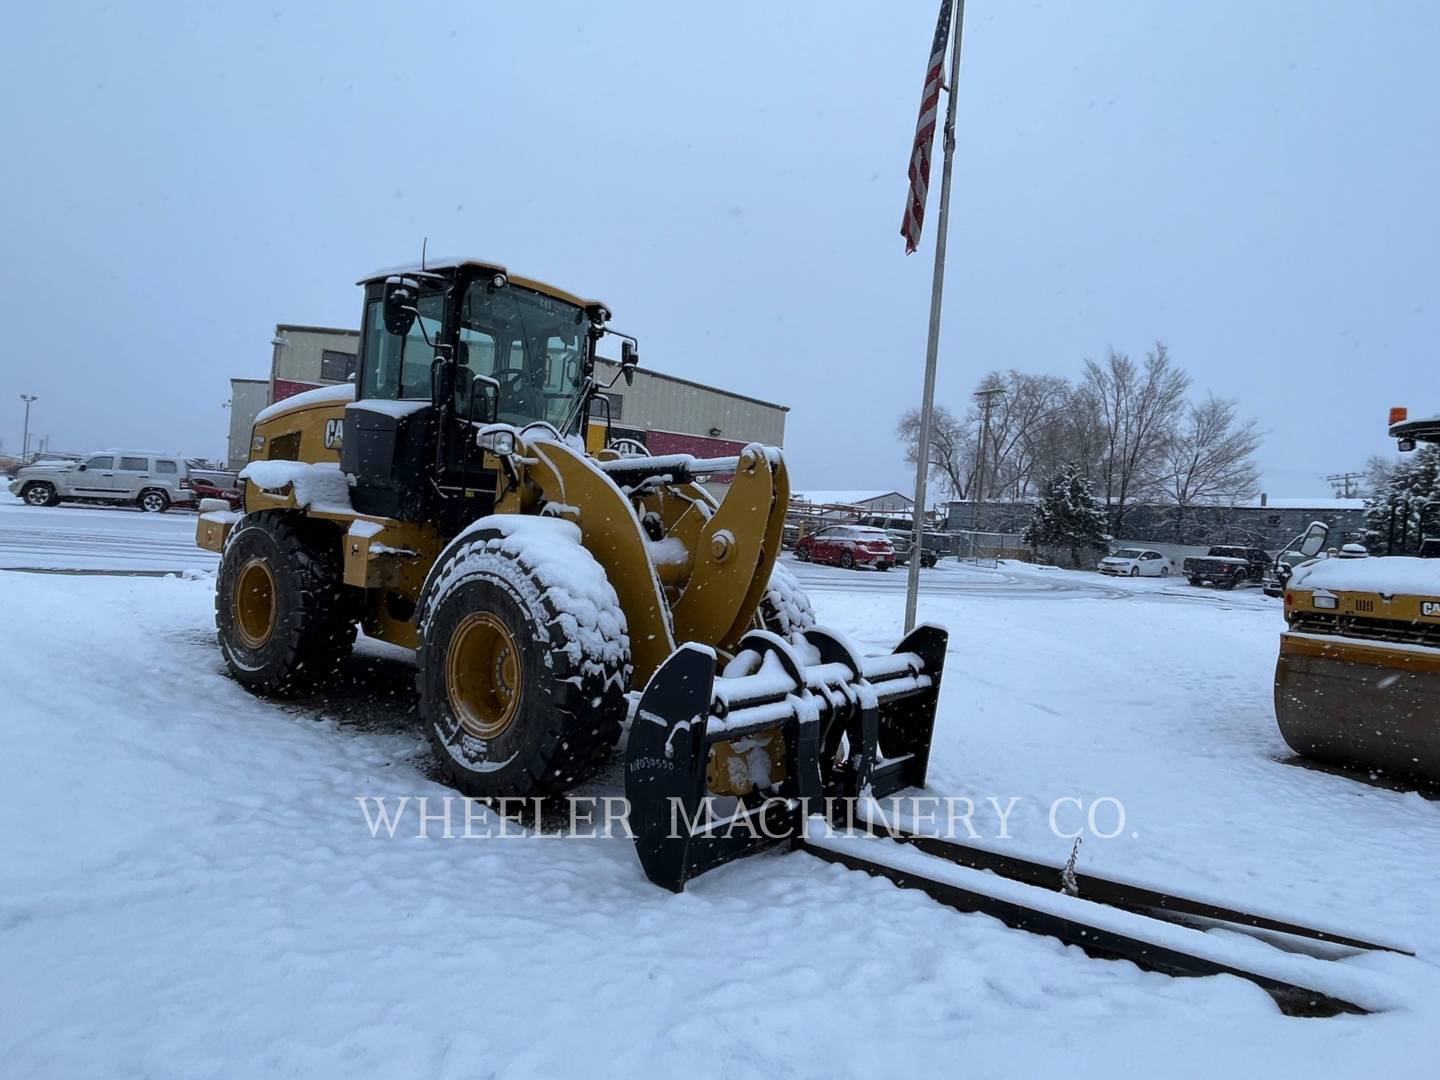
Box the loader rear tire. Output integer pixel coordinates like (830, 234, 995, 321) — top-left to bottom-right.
(216, 512, 357, 695)
(417, 520, 631, 800)
(760, 562, 816, 639)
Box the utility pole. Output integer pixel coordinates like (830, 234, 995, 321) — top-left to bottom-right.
(1324, 472, 1364, 499)
(903, 0, 967, 633)
(969, 385, 1005, 540)
(19, 394, 37, 463)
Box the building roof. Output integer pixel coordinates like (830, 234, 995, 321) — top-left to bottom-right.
(792, 490, 913, 506)
(275, 324, 359, 337)
(1240, 497, 1366, 511)
(594, 359, 789, 413)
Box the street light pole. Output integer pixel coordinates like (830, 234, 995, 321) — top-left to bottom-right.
(19, 394, 37, 462)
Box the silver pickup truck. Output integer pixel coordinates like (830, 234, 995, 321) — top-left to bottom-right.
(10, 451, 197, 513)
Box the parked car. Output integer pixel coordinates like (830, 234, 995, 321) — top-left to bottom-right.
(189, 477, 243, 510)
(9, 451, 196, 513)
(1098, 548, 1173, 577)
(794, 525, 896, 570)
(1182, 545, 1270, 589)
(885, 529, 943, 568)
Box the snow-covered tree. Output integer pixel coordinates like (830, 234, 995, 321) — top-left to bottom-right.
(1363, 444, 1440, 553)
(1023, 464, 1109, 567)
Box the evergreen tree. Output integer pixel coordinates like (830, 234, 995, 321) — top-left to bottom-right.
(1363, 444, 1440, 553)
(1023, 463, 1109, 567)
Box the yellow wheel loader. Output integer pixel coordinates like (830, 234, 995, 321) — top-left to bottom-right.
(199, 257, 945, 881)
(1275, 408, 1440, 785)
(198, 259, 1408, 1013)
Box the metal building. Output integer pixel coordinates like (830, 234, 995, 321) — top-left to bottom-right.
(226, 378, 270, 471)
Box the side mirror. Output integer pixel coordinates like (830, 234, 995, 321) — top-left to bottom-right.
(382, 276, 420, 337)
(1298, 520, 1329, 558)
(620, 340, 639, 386)
(77, 463, 87, 472)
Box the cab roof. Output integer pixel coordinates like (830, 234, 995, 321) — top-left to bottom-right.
(1391, 414, 1440, 445)
(358, 257, 604, 313)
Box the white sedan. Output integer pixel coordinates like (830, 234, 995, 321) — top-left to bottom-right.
(1098, 548, 1173, 577)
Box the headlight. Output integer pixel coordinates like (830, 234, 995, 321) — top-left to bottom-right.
(477, 428, 517, 455)
(1312, 594, 1339, 610)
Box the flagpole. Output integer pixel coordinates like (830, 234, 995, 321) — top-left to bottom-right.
(905, 0, 966, 632)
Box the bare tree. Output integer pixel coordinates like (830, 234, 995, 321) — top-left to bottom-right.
(978, 371, 1073, 500)
(1082, 343, 1189, 529)
(897, 405, 972, 501)
(1162, 396, 1261, 538)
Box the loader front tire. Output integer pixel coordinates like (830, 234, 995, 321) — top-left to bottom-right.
(417, 520, 631, 799)
(216, 512, 356, 695)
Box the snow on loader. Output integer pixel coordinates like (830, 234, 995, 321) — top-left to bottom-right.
(199, 258, 1409, 1017)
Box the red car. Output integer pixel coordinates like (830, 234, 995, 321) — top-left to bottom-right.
(794, 525, 895, 570)
(190, 477, 243, 510)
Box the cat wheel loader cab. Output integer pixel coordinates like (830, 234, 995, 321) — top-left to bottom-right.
(198, 257, 948, 866)
(1274, 407, 1440, 785)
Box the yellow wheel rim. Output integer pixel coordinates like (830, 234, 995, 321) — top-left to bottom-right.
(234, 557, 277, 648)
(446, 612, 522, 740)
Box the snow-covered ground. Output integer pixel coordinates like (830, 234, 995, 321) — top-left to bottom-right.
(3, 543, 1439, 1077)
(0, 492, 217, 573)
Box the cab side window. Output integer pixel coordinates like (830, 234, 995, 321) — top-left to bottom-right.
(361, 293, 444, 401)
(119, 456, 148, 471)
(86, 455, 114, 470)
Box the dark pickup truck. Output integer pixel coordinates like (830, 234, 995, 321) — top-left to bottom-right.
(1182, 546, 1270, 589)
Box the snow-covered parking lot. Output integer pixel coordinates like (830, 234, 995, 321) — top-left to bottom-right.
(3, 506, 1439, 1077)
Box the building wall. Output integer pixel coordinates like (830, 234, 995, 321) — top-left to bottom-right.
(945, 499, 1367, 551)
(271, 325, 360, 401)
(853, 494, 913, 514)
(227, 379, 270, 471)
(594, 360, 786, 447)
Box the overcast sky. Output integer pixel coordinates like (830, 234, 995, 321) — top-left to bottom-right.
(3, 1, 1435, 497)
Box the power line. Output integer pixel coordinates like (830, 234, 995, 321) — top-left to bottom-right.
(1324, 472, 1365, 498)
(970, 385, 1006, 535)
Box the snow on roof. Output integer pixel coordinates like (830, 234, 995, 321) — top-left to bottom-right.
(357, 257, 599, 310)
(254, 383, 356, 425)
(791, 490, 913, 507)
(1291, 556, 1440, 597)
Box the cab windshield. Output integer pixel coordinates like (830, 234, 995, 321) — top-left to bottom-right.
(456, 282, 590, 431)
(361, 280, 592, 433)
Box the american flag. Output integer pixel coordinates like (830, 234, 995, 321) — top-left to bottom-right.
(901, 0, 954, 254)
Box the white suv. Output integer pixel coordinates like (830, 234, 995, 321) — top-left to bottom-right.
(10, 451, 197, 513)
